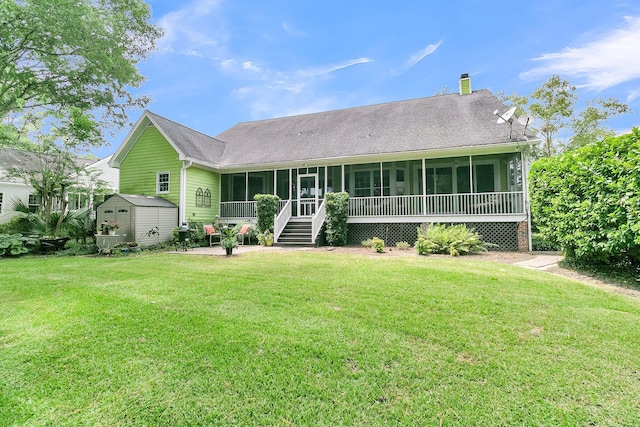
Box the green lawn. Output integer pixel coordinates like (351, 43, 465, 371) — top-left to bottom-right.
(1, 252, 639, 426)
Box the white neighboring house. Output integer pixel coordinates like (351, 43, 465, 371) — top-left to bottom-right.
(0, 148, 119, 225)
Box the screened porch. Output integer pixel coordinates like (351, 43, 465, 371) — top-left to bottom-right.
(219, 153, 526, 221)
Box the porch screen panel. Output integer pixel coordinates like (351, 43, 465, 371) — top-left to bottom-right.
(327, 166, 342, 194)
(475, 165, 495, 193)
(409, 160, 423, 195)
(345, 163, 382, 197)
(276, 170, 289, 200)
(231, 173, 246, 201)
(221, 174, 231, 202)
(248, 171, 274, 199)
(318, 167, 325, 198)
(426, 167, 453, 195)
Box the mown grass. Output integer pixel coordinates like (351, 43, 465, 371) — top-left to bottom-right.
(1, 252, 639, 426)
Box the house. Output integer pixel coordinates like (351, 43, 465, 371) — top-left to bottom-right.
(0, 148, 119, 224)
(110, 75, 540, 250)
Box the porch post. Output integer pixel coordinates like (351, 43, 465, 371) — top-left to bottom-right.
(244, 172, 248, 201)
(289, 168, 292, 200)
(341, 165, 345, 192)
(273, 170, 277, 195)
(422, 158, 427, 215)
(469, 155, 474, 193)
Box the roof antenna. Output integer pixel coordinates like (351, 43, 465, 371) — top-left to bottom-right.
(493, 106, 517, 140)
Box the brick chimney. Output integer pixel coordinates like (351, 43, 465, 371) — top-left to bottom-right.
(459, 73, 471, 95)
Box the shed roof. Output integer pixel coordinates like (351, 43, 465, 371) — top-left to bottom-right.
(108, 194, 177, 208)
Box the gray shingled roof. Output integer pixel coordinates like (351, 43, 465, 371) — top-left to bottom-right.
(0, 147, 94, 170)
(146, 111, 226, 166)
(142, 89, 534, 169)
(214, 89, 533, 168)
(116, 194, 177, 208)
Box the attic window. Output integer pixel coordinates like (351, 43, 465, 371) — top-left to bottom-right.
(195, 188, 204, 207)
(156, 171, 170, 194)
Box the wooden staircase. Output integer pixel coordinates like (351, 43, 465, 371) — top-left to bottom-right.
(276, 219, 315, 246)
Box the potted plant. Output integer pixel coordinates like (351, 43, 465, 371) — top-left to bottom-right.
(221, 226, 238, 256)
(102, 220, 120, 235)
(257, 230, 274, 246)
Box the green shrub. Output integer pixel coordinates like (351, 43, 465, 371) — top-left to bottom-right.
(187, 221, 206, 246)
(414, 223, 492, 256)
(0, 215, 33, 235)
(370, 237, 385, 253)
(254, 194, 280, 233)
(529, 128, 640, 264)
(531, 233, 561, 252)
(0, 233, 36, 257)
(55, 242, 99, 257)
(324, 192, 349, 246)
(395, 241, 411, 251)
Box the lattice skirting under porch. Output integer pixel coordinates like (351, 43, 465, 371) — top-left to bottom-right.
(346, 222, 520, 251)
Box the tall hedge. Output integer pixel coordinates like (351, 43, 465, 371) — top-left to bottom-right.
(529, 128, 640, 264)
(253, 194, 280, 233)
(324, 192, 349, 246)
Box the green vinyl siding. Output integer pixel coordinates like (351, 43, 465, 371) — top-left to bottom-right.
(119, 126, 182, 206)
(186, 167, 220, 222)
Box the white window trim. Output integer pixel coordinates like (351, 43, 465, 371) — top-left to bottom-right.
(156, 171, 170, 194)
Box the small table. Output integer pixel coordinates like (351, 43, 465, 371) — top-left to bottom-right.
(96, 234, 120, 252)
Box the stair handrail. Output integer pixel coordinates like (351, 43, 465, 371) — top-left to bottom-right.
(274, 199, 292, 243)
(311, 199, 326, 244)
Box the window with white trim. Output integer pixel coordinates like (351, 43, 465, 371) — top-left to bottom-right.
(156, 171, 170, 194)
(28, 194, 41, 213)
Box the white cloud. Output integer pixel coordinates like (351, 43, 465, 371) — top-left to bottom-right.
(242, 61, 263, 73)
(157, 0, 226, 55)
(521, 16, 640, 92)
(390, 41, 442, 75)
(627, 88, 640, 102)
(226, 57, 372, 119)
(282, 22, 306, 37)
(405, 41, 442, 69)
(299, 58, 372, 78)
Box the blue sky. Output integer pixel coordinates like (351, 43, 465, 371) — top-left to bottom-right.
(97, 0, 640, 158)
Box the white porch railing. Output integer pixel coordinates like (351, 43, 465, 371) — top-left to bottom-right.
(274, 200, 292, 243)
(219, 201, 256, 219)
(311, 200, 326, 244)
(219, 199, 289, 219)
(349, 192, 524, 217)
(222, 192, 524, 220)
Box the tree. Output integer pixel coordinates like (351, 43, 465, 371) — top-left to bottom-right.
(503, 76, 630, 158)
(0, 0, 162, 145)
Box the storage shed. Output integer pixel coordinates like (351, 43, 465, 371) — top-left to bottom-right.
(96, 194, 178, 246)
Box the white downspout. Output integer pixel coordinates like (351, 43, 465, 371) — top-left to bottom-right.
(180, 161, 192, 224)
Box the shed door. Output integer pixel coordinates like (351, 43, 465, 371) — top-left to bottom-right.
(115, 206, 132, 240)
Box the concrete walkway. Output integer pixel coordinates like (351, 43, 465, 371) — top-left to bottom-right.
(170, 244, 313, 256)
(514, 254, 563, 270)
